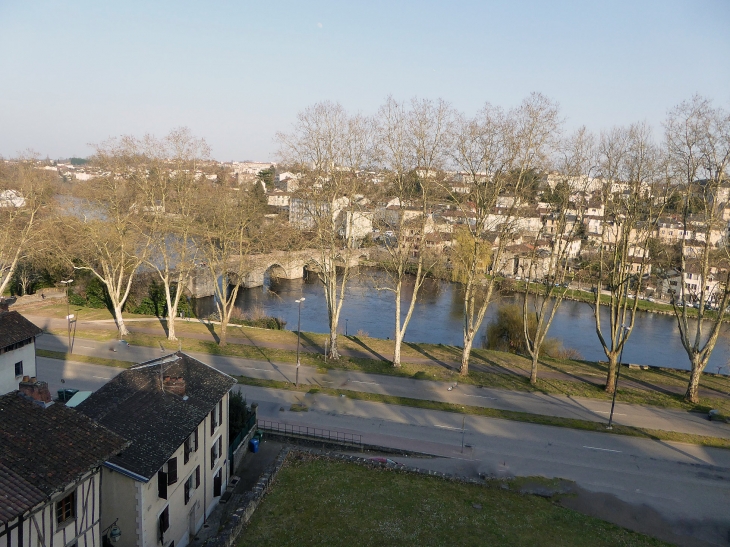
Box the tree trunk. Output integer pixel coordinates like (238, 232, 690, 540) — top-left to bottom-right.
(113, 304, 129, 337)
(219, 317, 228, 347)
(604, 353, 618, 394)
(530, 353, 539, 385)
(393, 331, 403, 367)
(329, 328, 340, 360)
(167, 314, 177, 341)
(460, 333, 474, 376)
(685, 355, 703, 404)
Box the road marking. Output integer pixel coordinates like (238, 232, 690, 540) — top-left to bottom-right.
(592, 411, 627, 416)
(244, 368, 273, 372)
(465, 395, 497, 400)
(583, 446, 622, 453)
(434, 425, 462, 430)
(92, 375, 112, 379)
(76, 345, 96, 349)
(349, 381, 378, 385)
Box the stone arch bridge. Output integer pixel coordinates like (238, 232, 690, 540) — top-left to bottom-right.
(186, 248, 370, 298)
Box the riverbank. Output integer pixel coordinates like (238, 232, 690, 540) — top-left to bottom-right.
(17, 298, 730, 414)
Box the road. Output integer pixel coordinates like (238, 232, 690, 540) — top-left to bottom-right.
(37, 333, 730, 439)
(34, 334, 730, 544)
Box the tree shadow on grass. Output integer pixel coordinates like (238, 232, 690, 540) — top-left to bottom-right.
(405, 342, 455, 371)
(348, 336, 390, 362)
(201, 320, 220, 344)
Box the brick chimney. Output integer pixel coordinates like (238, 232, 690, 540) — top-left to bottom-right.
(163, 376, 186, 397)
(19, 377, 52, 404)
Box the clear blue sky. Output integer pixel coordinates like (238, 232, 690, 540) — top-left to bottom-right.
(1, 0, 728, 161)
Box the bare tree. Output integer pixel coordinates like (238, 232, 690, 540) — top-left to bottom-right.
(521, 128, 595, 383)
(0, 158, 53, 295)
(138, 128, 210, 341)
(590, 123, 665, 393)
(665, 96, 730, 403)
(374, 97, 451, 366)
(197, 181, 268, 346)
(448, 93, 561, 376)
(60, 137, 152, 337)
(277, 102, 373, 359)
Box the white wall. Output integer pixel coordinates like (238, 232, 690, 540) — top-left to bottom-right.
(0, 342, 36, 396)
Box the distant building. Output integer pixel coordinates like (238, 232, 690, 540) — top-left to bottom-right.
(0, 311, 43, 396)
(0, 389, 127, 547)
(77, 352, 237, 547)
(0, 189, 25, 208)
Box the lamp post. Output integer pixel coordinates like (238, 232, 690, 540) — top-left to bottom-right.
(295, 298, 305, 387)
(607, 325, 630, 430)
(346, 318, 348, 336)
(60, 279, 74, 352)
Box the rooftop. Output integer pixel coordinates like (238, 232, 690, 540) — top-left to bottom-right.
(0, 311, 43, 350)
(0, 392, 128, 524)
(77, 352, 237, 481)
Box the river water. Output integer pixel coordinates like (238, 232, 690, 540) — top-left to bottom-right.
(194, 269, 730, 373)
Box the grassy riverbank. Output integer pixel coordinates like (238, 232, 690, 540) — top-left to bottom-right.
(19, 299, 730, 414)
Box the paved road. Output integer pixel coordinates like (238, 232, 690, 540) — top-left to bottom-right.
(37, 333, 730, 439)
(35, 355, 730, 545)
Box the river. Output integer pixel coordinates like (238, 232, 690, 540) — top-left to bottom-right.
(193, 269, 730, 373)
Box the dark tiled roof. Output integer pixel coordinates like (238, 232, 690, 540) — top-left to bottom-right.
(76, 352, 236, 481)
(0, 393, 128, 525)
(0, 311, 43, 349)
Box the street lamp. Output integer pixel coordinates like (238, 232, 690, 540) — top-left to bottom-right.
(346, 318, 348, 336)
(607, 325, 630, 430)
(102, 518, 122, 545)
(295, 298, 305, 387)
(60, 279, 74, 353)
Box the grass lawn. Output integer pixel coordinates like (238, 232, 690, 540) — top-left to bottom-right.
(238, 456, 668, 547)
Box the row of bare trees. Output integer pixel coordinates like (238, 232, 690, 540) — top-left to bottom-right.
(1, 95, 727, 403)
(276, 94, 729, 403)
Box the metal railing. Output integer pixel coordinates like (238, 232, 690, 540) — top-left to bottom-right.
(257, 419, 362, 449)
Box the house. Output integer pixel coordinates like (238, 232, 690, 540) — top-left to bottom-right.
(76, 352, 237, 547)
(0, 189, 25, 208)
(0, 311, 43, 396)
(0, 387, 127, 547)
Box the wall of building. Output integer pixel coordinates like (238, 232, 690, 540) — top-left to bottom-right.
(5, 470, 101, 547)
(99, 467, 141, 547)
(0, 342, 36, 396)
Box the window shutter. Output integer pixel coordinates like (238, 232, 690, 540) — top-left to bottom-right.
(167, 457, 178, 485)
(159, 506, 169, 543)
(194, 427, 199, 451)
(158, 470, 168, 499)
(210, 445, 215, 469)
(218, 437, 222, 457)
(184, 478, 191, 505)
(195, 466, 200, 488)
(184, 438, 190, 464)
(210, 409, 216, 434)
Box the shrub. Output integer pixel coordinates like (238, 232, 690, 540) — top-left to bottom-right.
(484, 304, 568, 359)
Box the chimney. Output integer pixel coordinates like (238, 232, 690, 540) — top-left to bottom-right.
(163, 376, 186, 397)
(19, 378, 52, 404)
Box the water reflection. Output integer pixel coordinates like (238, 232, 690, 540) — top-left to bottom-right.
(193, 268, 730, 373)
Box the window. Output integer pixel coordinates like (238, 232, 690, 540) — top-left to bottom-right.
(56, 491, 76, 524)
(211, 400, 223, 435)
(167, 457, 178, 485)
(195, 466, 200, 488)
(211, 436, 220, 469)
(158, 506, 169, 543)
(158, 469, 168, 499)
(14, 361, 22, 377)
(184, 427, 199, 464)
(185, 474, 194, 504)
(210, 408, 217, 434)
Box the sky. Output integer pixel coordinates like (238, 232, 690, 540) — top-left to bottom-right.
(1, 0, 728, 162)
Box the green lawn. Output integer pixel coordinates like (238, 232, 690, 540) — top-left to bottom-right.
(238, 457, 668, 547)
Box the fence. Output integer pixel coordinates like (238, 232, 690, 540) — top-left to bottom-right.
(257, 420, 363, 449)
(230, 411, 258, 473)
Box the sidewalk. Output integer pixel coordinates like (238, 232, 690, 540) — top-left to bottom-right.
(188, 441, 284, 547)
